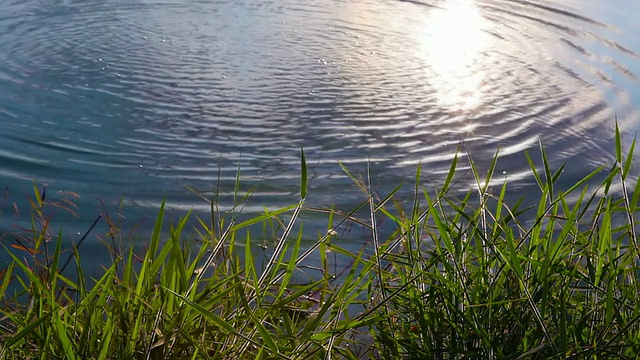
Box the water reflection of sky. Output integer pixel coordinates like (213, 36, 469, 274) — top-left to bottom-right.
(567, 0, 640, 133)
(1, 0, 640, 227)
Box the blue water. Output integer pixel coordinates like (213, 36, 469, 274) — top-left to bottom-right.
(1, 0, 639, 258)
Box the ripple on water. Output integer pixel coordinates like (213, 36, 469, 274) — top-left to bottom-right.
(0, 0, 639, 211)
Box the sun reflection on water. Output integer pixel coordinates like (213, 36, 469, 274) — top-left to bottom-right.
(417, 0, 493, 113)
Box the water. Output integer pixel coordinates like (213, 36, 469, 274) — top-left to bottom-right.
(1, 0, 639, 253)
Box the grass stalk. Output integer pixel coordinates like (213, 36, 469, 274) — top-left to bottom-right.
(1, 129, 640, 358)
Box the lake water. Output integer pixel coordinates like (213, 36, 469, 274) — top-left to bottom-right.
(1, 0, 639, 253)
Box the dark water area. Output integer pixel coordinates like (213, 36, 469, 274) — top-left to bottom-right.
(1, 0, 639, 260)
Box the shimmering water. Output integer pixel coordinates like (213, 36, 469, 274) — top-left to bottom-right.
(1, 0, 639, 245)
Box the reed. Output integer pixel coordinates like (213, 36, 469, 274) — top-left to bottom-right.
(1, 126, 639, 359)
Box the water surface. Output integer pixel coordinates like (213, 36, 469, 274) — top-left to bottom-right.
(1, 0, 639, 248)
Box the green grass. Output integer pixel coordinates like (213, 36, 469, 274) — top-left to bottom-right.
(1, 126, 640, 359)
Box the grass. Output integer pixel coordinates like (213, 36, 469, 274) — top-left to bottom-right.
(1, 126, 640, 359)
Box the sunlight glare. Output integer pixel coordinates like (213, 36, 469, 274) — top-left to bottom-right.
(418, 0, 493, 113)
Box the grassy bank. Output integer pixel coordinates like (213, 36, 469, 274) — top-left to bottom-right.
(1, 127, 640, 359)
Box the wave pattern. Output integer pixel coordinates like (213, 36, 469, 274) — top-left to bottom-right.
(0, 0, 639, 213)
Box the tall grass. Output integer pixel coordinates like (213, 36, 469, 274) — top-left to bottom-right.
(1, 127, 639, 359)
(370, 125, 640, 359)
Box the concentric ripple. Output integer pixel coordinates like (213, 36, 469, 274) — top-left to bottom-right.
(0, 0, 639, 221)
